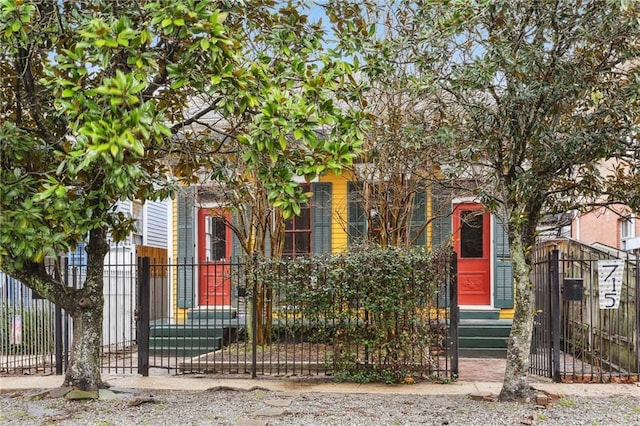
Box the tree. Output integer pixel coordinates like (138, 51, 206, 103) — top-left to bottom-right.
(178, 2, 369, 345)
(328, 0, 640, 400)
(0, 0, 365, 394)
(329, 5, 445, 248)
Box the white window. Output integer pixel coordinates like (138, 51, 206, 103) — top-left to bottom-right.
(620, 215, 636, 250)
(132, 201, 144, 245)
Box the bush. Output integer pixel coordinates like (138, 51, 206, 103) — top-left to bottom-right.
(253, 243, 452, 383)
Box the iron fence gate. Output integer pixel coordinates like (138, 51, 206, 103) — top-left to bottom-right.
(137, 251, 458, 380)
(2, 250, 458, 381)
(531, 240, 640, 382)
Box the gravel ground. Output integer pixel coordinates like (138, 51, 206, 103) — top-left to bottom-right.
(1, 388, 639, 426)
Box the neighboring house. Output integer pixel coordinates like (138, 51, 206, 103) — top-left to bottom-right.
(65, 199, 170, 348)
(172, 169, 515, 322)
(0, 199, 170, 352)
(567, 158, 640, 252)
(571, 204, 640, 252)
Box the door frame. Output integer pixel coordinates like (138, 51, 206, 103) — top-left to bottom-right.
(196, 207, 233, 306)
(452, 201, 494, 308)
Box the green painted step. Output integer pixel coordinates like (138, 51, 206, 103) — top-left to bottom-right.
(187, 307, 237, 321)
(457, 317, 512, 358)
(459, 310, 501, 320)
(149, 336, 223, 350)
(459, 319, 513, 337)
(459, 336, 508, 349)
(149, 345, 221, 357)
(149, 325, 226, 338)
(459, 348, 509, 359)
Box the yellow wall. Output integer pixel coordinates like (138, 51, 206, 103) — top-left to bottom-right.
(172, 196, 188, 322)
(500, 309, 514, 319)
(320, 171, 437, 253)
(172, 174, 516, 319)
(319, 171, 351, 253)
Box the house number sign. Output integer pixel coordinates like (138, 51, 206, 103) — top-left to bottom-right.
(597, 259, 624, 309)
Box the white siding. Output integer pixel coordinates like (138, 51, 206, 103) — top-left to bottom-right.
(145, 199, 169, 248)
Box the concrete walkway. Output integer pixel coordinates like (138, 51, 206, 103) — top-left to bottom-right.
(1, 374, 638, 397)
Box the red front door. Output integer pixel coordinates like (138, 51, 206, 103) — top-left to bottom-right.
(453, 203, 491, 305)
(198, 209, 232, 306)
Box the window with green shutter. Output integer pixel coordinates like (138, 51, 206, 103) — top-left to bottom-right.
(347, 182, 366, 245)
(493, 216, 514, 308)
(177, 187, 195, 308)
(430, 186, 452, 249)
(284, 184, 312, 257)
(311, 182, 332, 254)
(409, 188, 427, 246)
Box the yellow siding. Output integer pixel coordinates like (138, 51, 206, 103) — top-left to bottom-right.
(499, 308, 515, 319)
(319, 172, 351, 253)
(171, 195, 187, 322)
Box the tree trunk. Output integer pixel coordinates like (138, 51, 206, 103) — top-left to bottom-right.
(63, 228, 109, 393)
(499, 231, 535, 401)
(63, 304, 104, 392)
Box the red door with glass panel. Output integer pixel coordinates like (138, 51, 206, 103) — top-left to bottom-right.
(453, 203, 491, 305)
(198, 209, 232, 306)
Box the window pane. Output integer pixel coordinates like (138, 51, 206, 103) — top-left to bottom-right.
(295, 206, 311, 229)
(211, 217, 226, 260)
(296, 232, 310, 255)
(284, 233, 293, 255)
(460, 210, 483, 258)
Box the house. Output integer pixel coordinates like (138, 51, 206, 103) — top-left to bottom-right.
(62, 198, 170, 348)
(0, 198, 170, 365)
(571, 204, 640, 252)
(171, 169, 515, 325)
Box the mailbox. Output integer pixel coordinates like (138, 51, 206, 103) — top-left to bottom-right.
(563, 278, 583, 301)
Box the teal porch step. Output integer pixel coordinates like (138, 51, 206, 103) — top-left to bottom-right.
(458, 317, 512, 358)
(459, 309, 501, 320)
(149, 324, 225, 338)
(187, 306, 237, 322)
(149, 336, 223, 356)
(149, 336, 223, 349)
(148, 315, 246, 357)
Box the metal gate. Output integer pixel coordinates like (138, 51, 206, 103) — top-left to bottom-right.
(137, 251, 459, 380)
(1, 247, 149, 376)
(531, 240, 640, 382)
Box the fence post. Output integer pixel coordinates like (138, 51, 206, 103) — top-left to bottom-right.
(55, 306, 63, 375)
(450, 250, 459, 379)
(54, 256, 65, 375)
(251, 252, 258, 379)
(551, 248, 561, 382)
(137, 257, 150, 376)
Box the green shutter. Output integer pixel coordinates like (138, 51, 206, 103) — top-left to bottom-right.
(312, 182, 332, 254)
(409, 188, 427, 246)
(231, 211, 242, 259)
(177, 187, 195, 308)
(430, 186, 451, 249)
(347, 182, 366, 245)
(494, 216, 514, 308)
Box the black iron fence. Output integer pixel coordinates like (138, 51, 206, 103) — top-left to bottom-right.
(532, 240, 640, 382)
(1, 247, 458, 382)
(0, 249, 140, 376)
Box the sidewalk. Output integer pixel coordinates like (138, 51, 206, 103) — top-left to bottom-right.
(1, 373, 638, 397)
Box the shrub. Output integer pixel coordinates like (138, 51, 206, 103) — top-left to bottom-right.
(253, 243, 452, 382)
